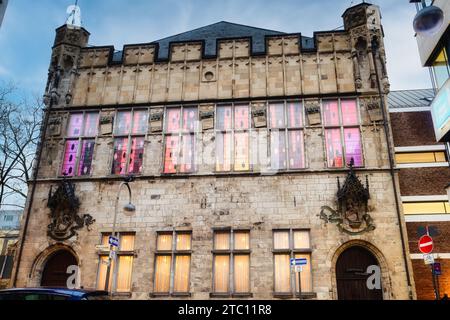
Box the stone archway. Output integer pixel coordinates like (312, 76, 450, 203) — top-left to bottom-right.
(28, 245, 79, 288)
(329, 240, 392, 300)
(41, 250, 77, 287)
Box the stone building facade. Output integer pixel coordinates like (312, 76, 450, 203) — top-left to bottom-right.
(389, 89, 450, 300)
(12, 3, 415, 300)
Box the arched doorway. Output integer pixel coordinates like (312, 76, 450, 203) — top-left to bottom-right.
(41, 250, 77, 288)
(336, 246, 383, 300)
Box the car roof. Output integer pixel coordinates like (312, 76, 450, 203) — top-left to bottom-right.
(0, 288, 107, 297)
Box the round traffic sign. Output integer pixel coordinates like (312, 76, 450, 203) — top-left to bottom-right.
(418, 235, 433, 254)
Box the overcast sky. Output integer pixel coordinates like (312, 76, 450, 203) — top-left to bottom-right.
(0, 0, 432, 98)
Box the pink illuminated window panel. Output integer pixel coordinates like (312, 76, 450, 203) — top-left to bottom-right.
(288, 130, 305, 169)
(217, 106, 232, 130)
(180, 134, 196, 173)
(270, 131, 287, 170)
(164, 136, 180, 174)
(132, 110, 148, 135)
(234, 105, 249, 130)
(128, 137, 145, 174)
(115, 111, 132, 135)
(67, 113, 83, 137)
(61, 140, 79, 176)
(269, 103, 285, 129)
(344, 128, 363, 167)
(216, 132, 232, 172)
(112, 138, 129, 175)
(325, 129, 344, 168)
(84, 113, 99, 137)
(166, 109, 181, 133)
(182, 108, 198, 132)
(323, 100, 340, 126)
(287, 102, 303, 128)
(78, 140, 95, 176)
(341, 100, 358, 126)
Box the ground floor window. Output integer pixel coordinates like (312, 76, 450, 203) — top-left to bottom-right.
(212, 229, 251, 296)
(97, 233, 135, 292)
(153, 231, 192, 295)
(273, 229, 312, 296)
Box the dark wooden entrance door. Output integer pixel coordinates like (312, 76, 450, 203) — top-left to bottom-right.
(336, 246, 383, 300)
(41, 250, 77, 288)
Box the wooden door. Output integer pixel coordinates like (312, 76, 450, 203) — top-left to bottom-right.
(41, 250, 77, 288)
(336, 246, 383, 300)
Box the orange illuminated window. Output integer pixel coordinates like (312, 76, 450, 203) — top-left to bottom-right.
(403, 202, 450, 215)
(396, 152, 447, 164)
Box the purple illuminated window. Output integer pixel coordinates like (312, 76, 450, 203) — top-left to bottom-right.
(78, 140, 95, 176)
(269, 103, 285, 129)
(132, 110, 148, 135)
(112, 138, 129, 175)
(67, 113, 83, 137)
(234, 105, 249, 130)
(61, 140, 79, 176)
(164, 136, 179, 174)
(271, 130, 287, 170)
(287, 102, 303, 128)
(128, 137, 144, 174)
(115, 111, 132, 135)
(288, 130, 304, 169)
(344, 128, 363, 167)
(217, 106, 232, 130)
(62, 112, 99, 177)
(323, 99, 363, 168)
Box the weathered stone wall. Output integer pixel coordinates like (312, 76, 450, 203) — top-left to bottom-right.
(16, 172, 410, 300)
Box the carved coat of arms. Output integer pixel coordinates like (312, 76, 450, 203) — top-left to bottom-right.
(320, 159, 375, 235)
(47, 179, 95, 241)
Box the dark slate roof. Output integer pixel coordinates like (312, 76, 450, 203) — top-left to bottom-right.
(388, 89, 435, 109)
(150, 21, 313, 60)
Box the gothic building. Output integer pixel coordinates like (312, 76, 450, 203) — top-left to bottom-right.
(12, 3, 415, 300)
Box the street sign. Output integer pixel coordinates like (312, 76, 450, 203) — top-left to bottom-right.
(109, 236, 119, 248)
(290, 258, 308, 266)
(109, 250, 117, 260)
(433, 263, 442, 276)
(418, 235, 434, 254)
(423, 253, 435, 265)
(95, 244, 110, 251)
(294, 265, 303, 273)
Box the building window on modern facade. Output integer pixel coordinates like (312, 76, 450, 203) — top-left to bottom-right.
(153, 231, 192, 295)
(273, 229, 312, 296)
(163, 107, 198, 174)
(323, 99, 363, 168)
(212, 229, 251, 296)
(61, 112, 99, 177)
(395, 151, 448, 164)
(112, 109, 148, 175)
(269, 101, 305, 171)
(215, 104, 251, 172)
(403, 201, 450, 215)
(97, 233, 135, 293)
(432, 48, 450, 90)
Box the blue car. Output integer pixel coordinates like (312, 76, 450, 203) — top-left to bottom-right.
(0, 288, 109, 300)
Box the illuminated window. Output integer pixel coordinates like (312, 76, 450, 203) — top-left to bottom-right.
(403, 202, 450, 215)
(97, 233, 135, 292)
(215, 104, 250, 172)
(396, 151, 447, 164)
(269, 102, 305, 171)
(112, 109, 148, 175)
(153, 232, 191, 295)
(163, 107, 198, 174)
(61, 112, 99, 177)
(323, 99, 363, 168)
(212, 230, 250, 295)
(273, 230, 312, 296)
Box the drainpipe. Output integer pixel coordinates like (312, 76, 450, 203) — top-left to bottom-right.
(11, 91, 55, 287)
(370, 38, 414, 300)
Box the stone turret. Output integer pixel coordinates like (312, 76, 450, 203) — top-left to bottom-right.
(44, 24, 90, 107)
(343, 2, 390, 94)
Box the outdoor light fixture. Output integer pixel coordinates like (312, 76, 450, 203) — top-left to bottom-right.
(123, 202, 136, 216)
(413, 5, 445, 36)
